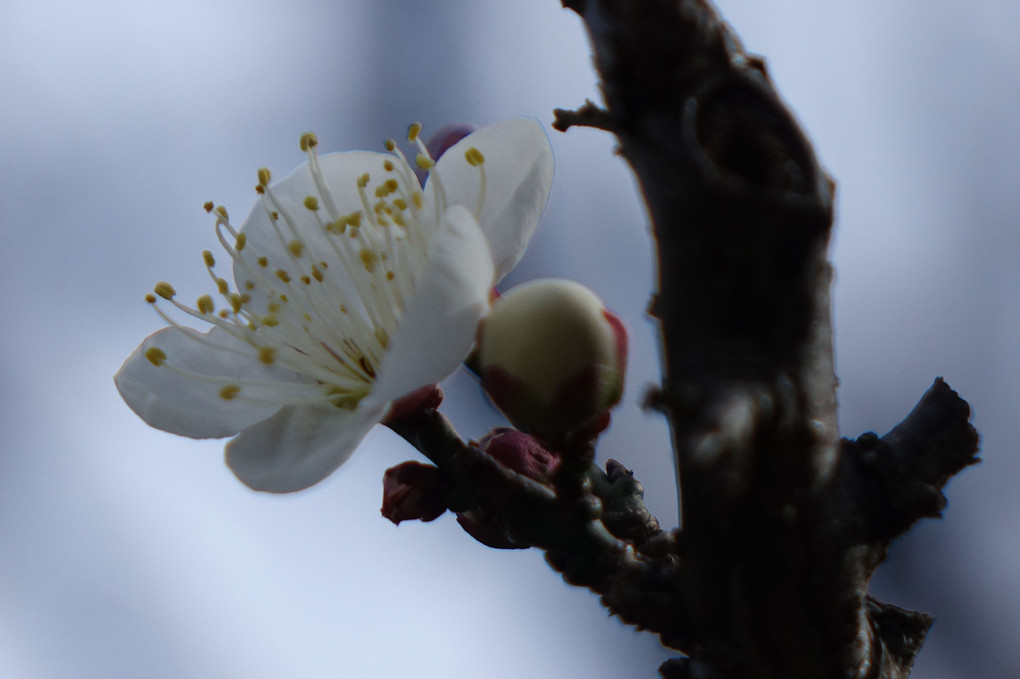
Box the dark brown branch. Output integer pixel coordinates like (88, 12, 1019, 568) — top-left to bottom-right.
(843, 378, 980, 542)
(385, 408, 695, 650)
(553, 1, 979, 678)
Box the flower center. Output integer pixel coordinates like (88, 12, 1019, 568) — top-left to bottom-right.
(142, 124, 487, 410)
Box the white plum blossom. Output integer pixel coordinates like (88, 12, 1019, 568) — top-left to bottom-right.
(115, 119, 553, 492)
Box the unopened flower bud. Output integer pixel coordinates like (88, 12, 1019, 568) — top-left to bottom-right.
(479, 428, 560, 483)
(381, 461, 446, 525)
(455, 430, 558, 549)
(476, 278, 627, 440)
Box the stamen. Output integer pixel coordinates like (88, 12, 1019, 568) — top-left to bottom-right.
(220, 385, 241, 400)
(465, 146, 487, 217)
(145, 347, 167, 366)
(299, 132, 318, 151)
(154, 282, 176, 300)
(197, 295, 215, 314)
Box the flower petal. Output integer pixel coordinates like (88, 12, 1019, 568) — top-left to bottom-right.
(369, 204, 494, 404)
(114, 326, 305, 438)
(225, 401, 387, 493)
(429, 118, 554, 281)
(233, 150, 403, 312)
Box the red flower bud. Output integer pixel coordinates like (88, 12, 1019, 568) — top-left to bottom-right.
(479, 428, 560, 483)
(381, 461, 446, 525)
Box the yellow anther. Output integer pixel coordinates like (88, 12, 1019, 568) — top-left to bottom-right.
(360, 249, 378, 273)
(216, 278, 229, 294)
(219, 385, 241, 400)
(311, 266, 324, 282)
(392, 212, 406, 227)
(465, 147, 485, 166)
(235, 233, 246, 251)
(145, 293, 157, 304)
(215, 205, 229, 220)
(267, 302, 280, 313)
(240, 293, 251, 304)
(288, 240, 304, 257)
(276, 269, 291, 283)
(279, 293, 289, 302)
(229, 293, 243, 313)
(412, 192, 424, 209)
(385, 139, 396, 152)
(386, 271, 395, 281)
(218, 310, 229, 319)
(347, 211, 363, 227)
(258, 347, 277, 365)
(257, 167, 272, 186)
(144, 347, 167, 367)
(340, 304, 348, 314)
(270, 211, 279, 221)
(262, 314, 280, 327)
(384, 160, 394, 172)
(415, 154, 434, 170)
(244, 280, 254, 291)
(407, 122, 422, 142)
(300, 132, 319, 151)
(255, 185, 265, 195)
(327, 220, 345, 235)
(202, 250, 215, 268)
(357, 173, 370, 189)
(257, 256, 268, 268)
(203, 201, 215, 213)
(300, 275, 311, 285)
(154, 282, 176, 300)
(303, 195, 320, 211)
(393, 198, 407, 211)
(197, 295, 215, 314)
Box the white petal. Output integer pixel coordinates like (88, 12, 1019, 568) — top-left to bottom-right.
(225, 401, 387, 493)
(233, 150, 402, 311)
(114, 326, 305, 439)
(370, 205, 495, 403)
(429, 118, 554, 281)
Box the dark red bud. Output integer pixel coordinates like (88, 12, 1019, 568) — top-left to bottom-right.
(381, 461, 446, 525)
(480, 428, 560, 482)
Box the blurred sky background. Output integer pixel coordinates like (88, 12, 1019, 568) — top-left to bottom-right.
(1, 0, 1018, 677)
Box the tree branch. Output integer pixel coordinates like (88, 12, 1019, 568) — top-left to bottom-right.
(552, 1, 979, 677)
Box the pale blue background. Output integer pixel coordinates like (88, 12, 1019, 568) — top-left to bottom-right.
(1, 1, 1017, 677)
